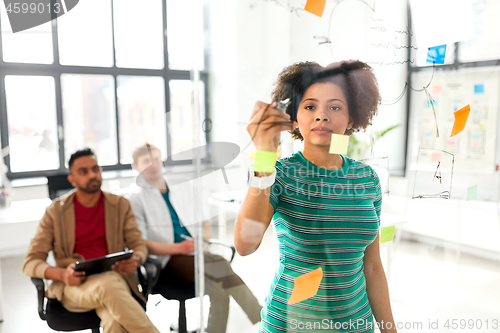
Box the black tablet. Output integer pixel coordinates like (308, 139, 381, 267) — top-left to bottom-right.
(74, 250, 133, 276)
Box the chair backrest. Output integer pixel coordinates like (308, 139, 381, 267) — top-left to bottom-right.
(47, 174, 73, 200)
(31, 259, 160, 332)
(45, 299, 100, 332)
(32, 277, 100, 332)
(139, 257, 163, 299)
(206, 239, 236, 263)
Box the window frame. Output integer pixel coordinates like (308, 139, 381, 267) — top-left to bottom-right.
(0, 0, 210, 180)
(403, 5, 500, 176)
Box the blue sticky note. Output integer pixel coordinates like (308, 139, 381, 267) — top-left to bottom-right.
(474, 84, 485, 94)
(426, 45, 447, 65)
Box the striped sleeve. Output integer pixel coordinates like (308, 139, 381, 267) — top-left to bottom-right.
(269, 161, 284, 211)
(371, 167, 382, 222)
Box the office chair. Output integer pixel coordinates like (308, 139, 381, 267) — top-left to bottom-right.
(46, 174, 73, 200)
(31, 257, 162, 332)
(152, 239, 236, 333)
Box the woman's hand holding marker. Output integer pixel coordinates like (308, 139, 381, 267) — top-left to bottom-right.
(247, 101, 293, 153)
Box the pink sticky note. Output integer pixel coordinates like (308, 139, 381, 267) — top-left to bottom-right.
(430, 151, 441, 162)
(432, 84, 443, 95)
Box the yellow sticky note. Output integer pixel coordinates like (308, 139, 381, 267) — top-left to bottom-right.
(288, 267, 323, 304)
(304, 0, 326, 17)
(329, 133, 349, 155)
(450, 104, 471, 137)
(380, 225, 395, 243)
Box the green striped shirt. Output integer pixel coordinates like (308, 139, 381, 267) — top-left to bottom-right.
(260, 151, 381, 333)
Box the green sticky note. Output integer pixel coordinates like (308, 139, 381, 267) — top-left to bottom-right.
(380, 225, 395, 243)
(329, 133, 349, 155)
(466, 185, 477, 201)
(254, 150, 277, 173)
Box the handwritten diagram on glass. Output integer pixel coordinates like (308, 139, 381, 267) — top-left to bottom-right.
(412, 147, 454, 199)
(360, 156, 390, 195)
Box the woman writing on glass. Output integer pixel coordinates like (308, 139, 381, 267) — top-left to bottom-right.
(235, 60, 397, 332)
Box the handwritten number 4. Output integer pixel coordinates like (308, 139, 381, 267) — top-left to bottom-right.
(433, 161, 442, 184)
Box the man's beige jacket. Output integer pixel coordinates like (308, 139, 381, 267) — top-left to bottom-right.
(22, 189, 148, 302)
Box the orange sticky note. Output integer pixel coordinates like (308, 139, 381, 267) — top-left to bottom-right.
(288, 267, 323, 304)
(304, 0, 326, 17)
(450, 104, 471, 137)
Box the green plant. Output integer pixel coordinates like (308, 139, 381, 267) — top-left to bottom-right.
(347, 124, 399, 160)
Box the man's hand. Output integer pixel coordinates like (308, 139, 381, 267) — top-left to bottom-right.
(203, 221, 212, 241)
(62, 263, 86, 286)
(176, 239, 194, 255)
(112, 254, 140, 274)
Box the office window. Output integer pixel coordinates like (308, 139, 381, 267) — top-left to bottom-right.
(117, 76, 167, 164)
(113, 0, 164, 69)
(169, 80, 206, 158)
(458, 0, 500, 63)
(166, 0, 204, 71)
(407, 0, 500, 177)
(4, 76, 59, 172)
(0, 0, 209, 179)
(61, 74, 117, 166)
(57, 0, 114, 67)
(0, 9, 53, 64)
